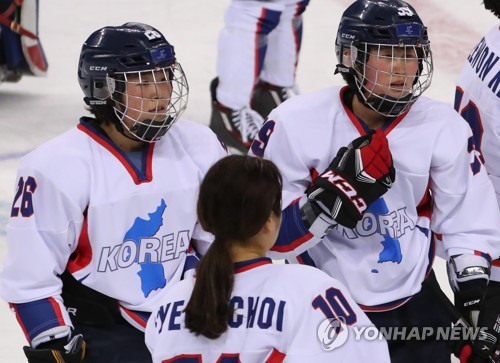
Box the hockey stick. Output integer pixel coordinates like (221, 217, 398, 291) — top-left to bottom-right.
(424, 271, 499, 363)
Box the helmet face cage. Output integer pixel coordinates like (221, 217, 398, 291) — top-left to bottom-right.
(351, 42, 433, 117)
(108, 62, 189, 142)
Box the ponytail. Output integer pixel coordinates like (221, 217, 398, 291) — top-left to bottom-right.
(184, 238, 234, 339)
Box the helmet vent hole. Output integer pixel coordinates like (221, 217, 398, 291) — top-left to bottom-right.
(367, 29, 391, 38)
(120, 56, 149, 67)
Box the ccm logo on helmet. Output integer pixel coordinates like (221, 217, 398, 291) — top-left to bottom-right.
(89, 66, 107, 71)
(341, 33, 355, 40)
(320, 171, 367, 214)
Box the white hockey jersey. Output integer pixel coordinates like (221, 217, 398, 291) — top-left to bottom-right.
(0, 117, 226, 343)
(145, 258, 390, 363)
(249, 86, 500, 309)
(455, 24, 500, 281)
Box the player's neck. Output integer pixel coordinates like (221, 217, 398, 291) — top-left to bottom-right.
(230, 240, 268, 263)
(352, 95, 386, 130)
(101, 123, 146, 152)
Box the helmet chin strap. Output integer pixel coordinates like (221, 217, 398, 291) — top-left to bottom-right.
(129, 116, 174, 142)
(112, 105, 170, 143)
(113, 122, 145, 143)
(107, 107, 142, 143)
(364, 93, 413, 117)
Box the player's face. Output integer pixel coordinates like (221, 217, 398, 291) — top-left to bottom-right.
(362, 45, 419, 99)
(121, 69, 173, 126)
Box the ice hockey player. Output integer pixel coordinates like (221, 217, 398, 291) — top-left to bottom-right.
(0, 22, 225, 362)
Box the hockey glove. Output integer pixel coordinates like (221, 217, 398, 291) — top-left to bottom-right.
(456, 281, 500, 363)
(448, 254, 500, 362)
(305, 129, 395, 229)
(24, 334, 86, 363)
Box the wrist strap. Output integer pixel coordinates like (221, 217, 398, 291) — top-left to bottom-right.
(299, 196, 337, 237)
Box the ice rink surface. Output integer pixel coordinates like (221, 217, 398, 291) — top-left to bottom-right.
(0, 0, 497, 361)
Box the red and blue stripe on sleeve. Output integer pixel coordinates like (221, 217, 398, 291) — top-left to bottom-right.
(10, 298, 67, 343)
(272, 198, 313, 254)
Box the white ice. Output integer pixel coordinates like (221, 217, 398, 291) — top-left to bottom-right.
(0, 0, 497, 361)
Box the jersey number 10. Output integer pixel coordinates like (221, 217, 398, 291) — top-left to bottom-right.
(312, 287, 357, 325)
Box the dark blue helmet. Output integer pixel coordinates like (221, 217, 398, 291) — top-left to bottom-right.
(335, 0, 430, 65)
(78, 22, 177, 101)
(78, 22, 189, 142)
(335, 0, 433, 117)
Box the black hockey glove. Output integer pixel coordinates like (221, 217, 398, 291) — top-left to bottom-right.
(24, 334, 86, 363)
(448, 254, 500, 363)
(455, 281, 500, 363)
(305, 129, 395, 229)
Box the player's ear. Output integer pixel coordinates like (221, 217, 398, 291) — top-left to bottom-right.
(343, 49, 353, 67)
(262, 211, 281, 234)
(262, 213, 274, 233)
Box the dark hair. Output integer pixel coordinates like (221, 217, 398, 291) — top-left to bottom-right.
(484, 0, 500, 18)
(85, 103, 116, 125)
(184, 155, 282, 339)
